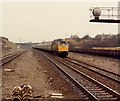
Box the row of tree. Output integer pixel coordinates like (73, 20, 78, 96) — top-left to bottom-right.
(64, 33, 120, 49)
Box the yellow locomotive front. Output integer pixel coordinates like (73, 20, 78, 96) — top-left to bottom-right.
(57, 41, 69, 57)
(51, 41, 69, 57)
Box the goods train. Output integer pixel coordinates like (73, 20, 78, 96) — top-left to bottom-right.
(33, 41, 69, 57)
(71, 47, 120, 58)
(92, 47, 120, 57)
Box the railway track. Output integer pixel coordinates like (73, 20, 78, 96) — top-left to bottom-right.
(0, 50, 27, 66)
(44, 54, 120, 101)
(66, 57, 120, 83)
(57, 57, 120, 93)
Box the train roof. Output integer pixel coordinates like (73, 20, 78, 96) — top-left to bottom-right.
(92, 47, 120, 50)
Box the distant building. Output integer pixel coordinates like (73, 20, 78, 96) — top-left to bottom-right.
(70, 35, 79, 39)
(95, 33, 112, 41)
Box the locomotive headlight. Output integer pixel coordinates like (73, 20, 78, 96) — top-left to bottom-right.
(92, 7, 101, 19)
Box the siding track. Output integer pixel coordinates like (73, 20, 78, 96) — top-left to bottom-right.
(43, 54, 120, 101)
(0, 50, 27, 66)
(66, 57, 120, 83)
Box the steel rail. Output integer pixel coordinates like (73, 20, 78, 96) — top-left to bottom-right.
(66, 57, 120, 83)
(0, 50, 27, 66)
(51, 56, 120, 100)
(56, 59, 120, 100)
(44, 55, 99, 101)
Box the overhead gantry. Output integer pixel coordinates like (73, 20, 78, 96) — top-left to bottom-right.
(89, 7, 120, 23)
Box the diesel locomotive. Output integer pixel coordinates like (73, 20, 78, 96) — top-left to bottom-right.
(33, 41, 69, 57)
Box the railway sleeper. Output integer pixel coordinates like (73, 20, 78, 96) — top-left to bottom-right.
(87, 88, 103, 91)
(90, 91, 106, 93)
(97, 95, 114, 98)
(94, 92, 113, 96)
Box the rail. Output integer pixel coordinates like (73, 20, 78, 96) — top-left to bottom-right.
(0, 50, 27, 66)
(44, 54, 120, 100)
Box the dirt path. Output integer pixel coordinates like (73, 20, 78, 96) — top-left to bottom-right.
(2, 50, 81, 99)
(2, 50, 55, 98)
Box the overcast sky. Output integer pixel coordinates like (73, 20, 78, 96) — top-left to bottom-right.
(1, 2, 118, 43)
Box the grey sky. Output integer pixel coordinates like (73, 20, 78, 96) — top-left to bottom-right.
(1, 2, 118, 43)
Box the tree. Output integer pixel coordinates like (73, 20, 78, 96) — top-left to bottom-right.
(82, 35, 91, 40)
